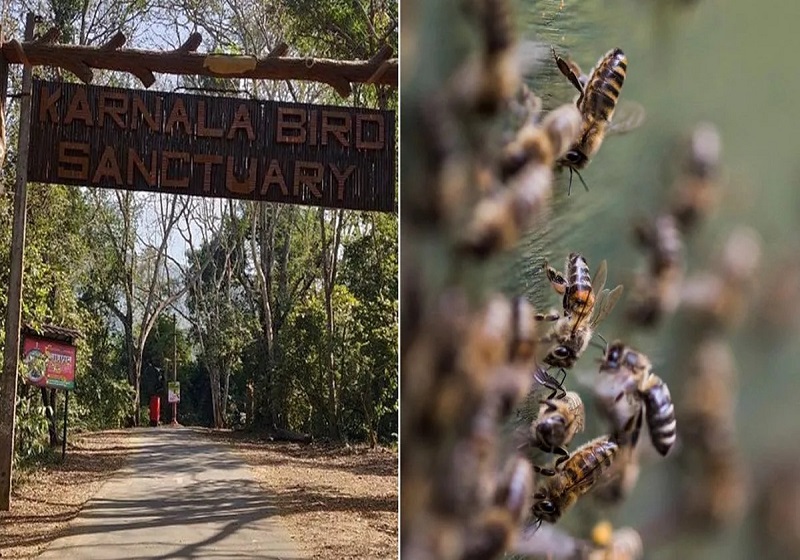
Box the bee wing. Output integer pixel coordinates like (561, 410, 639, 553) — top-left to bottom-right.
(590, 284, 624, 327)
(608, 100, 646, 136)
(592, 259, 608, 294)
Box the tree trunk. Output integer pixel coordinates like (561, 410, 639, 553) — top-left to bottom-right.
(131, 352, 142, 426)
(123, 320, 139, 427)
(209, 365, 225, 428)
(251, 202, 277, 429)
(40, 388, 59, 447)
(246, 381, 255, 428)
(222, 368, 231, 426)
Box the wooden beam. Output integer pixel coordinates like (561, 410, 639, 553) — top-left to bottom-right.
(0, 39, 397, 96)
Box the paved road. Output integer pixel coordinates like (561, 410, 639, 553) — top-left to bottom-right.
(37, 427, 307, 560)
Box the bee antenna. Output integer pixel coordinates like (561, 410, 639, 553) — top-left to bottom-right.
(567, 168, 574, 196)
(593, 332, 608, 351)
(574, 168, 589, 192)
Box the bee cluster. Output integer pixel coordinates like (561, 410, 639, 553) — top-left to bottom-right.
(403, 1, 665, 559)
(400, 0, 767, 558)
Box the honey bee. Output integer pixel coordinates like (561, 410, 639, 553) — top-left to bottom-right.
(545, 252, 596, 324)
(597, 342, 676, 456)
(680, 338, 738, 456)
(528, 390, 585, 475)
(539, 255, 624, 369)
(626, 213, 685, 326)
(594, 360, 643, 448)
(589, 522, 644, 560)
(670, 122, 722, 231)
(593, 444, 641, 504)
(531, 436, 618, 523)
(680, 227, 762, 328)
(462, 456, 535, 560)
(552, 47, 645, 193)
(632, 214, 683, 276)
(499, 104, 582, 181)
(685, 451, 749, 529)
(460, 104, 582, 257)
(460, 0, 519, 115)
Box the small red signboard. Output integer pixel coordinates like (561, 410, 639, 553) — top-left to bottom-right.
(22, 335, 77, 390)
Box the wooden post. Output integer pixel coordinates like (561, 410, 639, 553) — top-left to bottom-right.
(0, 13, 36, 511)
(61, 391, 69, 461)
(172, 313, 177, 425)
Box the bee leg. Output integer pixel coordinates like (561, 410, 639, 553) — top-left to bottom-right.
(553, 446, 570, 468)
(551, 368, 567, 399)
(535, 310, 561, 322)
(544, 263, 568, 295)
(533, 367, 565, 398)
(533, 464, 557, 477)
(631, 406, 644, 448)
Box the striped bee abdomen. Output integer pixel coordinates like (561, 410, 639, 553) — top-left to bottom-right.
(581, 48, 627, 124)
(640, 374, 677, 456)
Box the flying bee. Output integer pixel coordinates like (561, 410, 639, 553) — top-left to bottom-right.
(595, 349, 644, 448)
(538, 256, 624, 369)
(681, 227, 762, 328)
(685, 451, 749, 529)
(670, 122, 723, 231)
(460, 104, 582, 257)
(627, 213, 685, 326)
(597, 342, 677, 457)
(681, 338, 738, 457)
(528, 390, 585, 475)
(531, 436, 618, 523)
(552, 47, 646, 193)
(633, 214, 683, 276)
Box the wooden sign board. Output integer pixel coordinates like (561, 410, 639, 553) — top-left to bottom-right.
(22, 334, 77, 390)
(168, 381, 180, 403)
(28, 80, 396, 212)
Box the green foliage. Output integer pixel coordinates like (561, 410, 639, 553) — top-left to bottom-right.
(13, 390, 50, 468)
(281, 0, 398, 58)
(339, 214, 399, 442)
(75, 371, 135, 430)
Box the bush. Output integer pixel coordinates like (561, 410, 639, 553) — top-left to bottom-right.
(14, 391, 50, 468)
